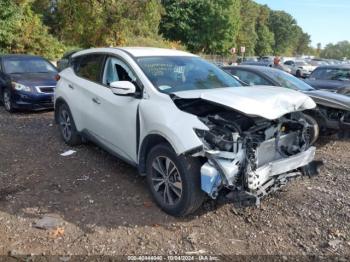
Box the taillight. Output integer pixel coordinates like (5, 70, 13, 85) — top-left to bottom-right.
(55, 74, 61, 81)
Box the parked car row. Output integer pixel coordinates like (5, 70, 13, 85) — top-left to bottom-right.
(240, 56, 350, 96)
(1, 48, 348, 217)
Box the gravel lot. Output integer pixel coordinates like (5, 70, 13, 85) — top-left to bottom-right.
(0, 107, 349, 258)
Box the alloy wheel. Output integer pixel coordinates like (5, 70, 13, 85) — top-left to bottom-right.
(59, 108, 72, 141)
(3, 90, 11, 111)
(151, 156, 183, 205)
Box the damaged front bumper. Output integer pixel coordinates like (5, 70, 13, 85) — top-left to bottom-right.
(200, 146, 317, 203)
(247, 146, 316, 190)
(193, 109, 320, 206)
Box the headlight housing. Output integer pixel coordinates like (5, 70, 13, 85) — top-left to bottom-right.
(194, 128, 235, 152)
(11, 82, 31, 92)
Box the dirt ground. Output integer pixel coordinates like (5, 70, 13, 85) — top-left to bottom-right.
(0, 107, 349, 258)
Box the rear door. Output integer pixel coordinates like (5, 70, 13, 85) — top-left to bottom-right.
(70, 53, 106, 132)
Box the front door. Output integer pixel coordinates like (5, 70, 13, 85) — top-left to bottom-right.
(87, 56, 141, 163)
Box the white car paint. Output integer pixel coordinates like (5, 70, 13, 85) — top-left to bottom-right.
(174, 86, 316, 120)
(72, 47, 197, 58)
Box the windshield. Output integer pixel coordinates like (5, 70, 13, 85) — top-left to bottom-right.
(268, 69, 314, 91)
(3, 57, 57, 74)
(137, 56, 241, 93)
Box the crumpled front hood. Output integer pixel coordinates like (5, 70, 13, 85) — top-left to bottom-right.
(304, 90, 350, 111)
(173, 86, 316, 120)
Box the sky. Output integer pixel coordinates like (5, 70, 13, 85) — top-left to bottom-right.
(254, 0, 350, 47)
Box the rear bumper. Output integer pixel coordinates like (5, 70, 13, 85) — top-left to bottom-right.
(12, 92, 54, 110)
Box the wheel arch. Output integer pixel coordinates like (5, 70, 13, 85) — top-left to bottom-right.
(138, 134, 174, 174)
(54, 97, 68, 124)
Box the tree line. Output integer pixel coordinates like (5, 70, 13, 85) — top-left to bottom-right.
(0, 0, 348, 60)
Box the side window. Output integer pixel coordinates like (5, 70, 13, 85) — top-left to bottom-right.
(311, 68, 350, 81)
(233, 70, 270, 86)
(284, 61, 292, 66)
(310, 68, 323, 79)
(102, 57, 137, 85)
(332, 69, 350, 81)
(75, 54, 105, 82)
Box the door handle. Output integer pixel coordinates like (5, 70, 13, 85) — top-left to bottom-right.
(92, 97, 101, 105)
(68, 84, 74, 90)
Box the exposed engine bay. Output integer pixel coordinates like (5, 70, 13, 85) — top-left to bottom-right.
(173, 97, 320, 205)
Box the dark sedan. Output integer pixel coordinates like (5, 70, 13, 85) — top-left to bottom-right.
(222, 65, 350, 136)
(304, 65, 350, 95)
(0, 55, 58, 112)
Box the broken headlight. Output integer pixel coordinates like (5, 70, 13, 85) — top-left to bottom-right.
(194, 128, 237, 152)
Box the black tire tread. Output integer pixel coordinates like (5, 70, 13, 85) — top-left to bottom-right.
(58, 103, 82, 146)
(3, 88, 15, 113)
(146, 143, 205, 217)
(303, 113, 320, 145)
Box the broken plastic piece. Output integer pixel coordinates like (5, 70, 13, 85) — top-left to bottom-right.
(60, 150, 76, 156)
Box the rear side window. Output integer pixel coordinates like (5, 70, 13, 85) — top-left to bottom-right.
(311, 68, 350, 81)
(74, 54, 105, 82)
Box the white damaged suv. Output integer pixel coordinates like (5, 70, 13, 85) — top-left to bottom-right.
(55, 47, 319, 216)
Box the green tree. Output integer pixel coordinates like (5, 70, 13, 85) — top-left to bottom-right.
(293, 27, 311, 55)
(43, 0, 164, 48)
(321, 41, 350, 60)
(0, 0, 20, 53)
(269, 10, 298, 55)
(0, 0, 64, 59)
(254, 5, 274, 56)
(236, 0, 259, 56)
(160, 0, 241, 54)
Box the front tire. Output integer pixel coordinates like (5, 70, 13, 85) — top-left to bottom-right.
(146, 143, 205, 217)
(303, 114, 320, 145)
(57, 103, 82, 146)
(3, 88, 14, 112)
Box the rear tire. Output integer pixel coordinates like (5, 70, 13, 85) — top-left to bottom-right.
(146, 143, 205, 217)
(57, 103, 82, 146)
(3, 88, 14, 112)
(303, 114, 320, 145)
